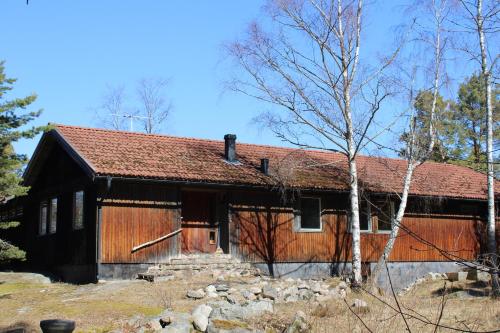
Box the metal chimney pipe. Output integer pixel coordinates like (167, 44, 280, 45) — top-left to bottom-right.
(224, 134, 237, 162)
(260, 158, 269, 175)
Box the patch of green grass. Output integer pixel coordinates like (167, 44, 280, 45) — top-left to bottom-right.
(47, 300, 162, 318)
(0, 282, 44, 295)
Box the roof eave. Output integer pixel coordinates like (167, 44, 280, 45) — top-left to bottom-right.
(23, 129, 96, 186)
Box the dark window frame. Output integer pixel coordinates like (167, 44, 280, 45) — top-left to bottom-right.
(295, 197, 322, 232)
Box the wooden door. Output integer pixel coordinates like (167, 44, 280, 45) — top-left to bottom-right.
(181, 191, 217, 253)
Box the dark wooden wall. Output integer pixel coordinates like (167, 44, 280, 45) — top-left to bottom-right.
(230, 191, 496, 264)
(22, 142, 97, 282)
(98, 182, 181, 263)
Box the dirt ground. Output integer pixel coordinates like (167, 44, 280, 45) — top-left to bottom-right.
(0, 271, 499, 333)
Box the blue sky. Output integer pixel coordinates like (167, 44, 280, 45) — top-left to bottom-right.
(0, 1, 474, 158)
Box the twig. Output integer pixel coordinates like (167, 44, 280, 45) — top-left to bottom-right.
(361, 287, 499, 333)
(433, 281, 448, 333)
(385, 260, 412, 332)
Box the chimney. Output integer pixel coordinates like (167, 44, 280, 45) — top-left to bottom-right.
(260, 158, 269, 175)
(224, 134, 237, 162)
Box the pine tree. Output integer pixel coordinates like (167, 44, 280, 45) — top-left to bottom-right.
(401, 75, 499, 173)
(0, 61, 45, 263)
(399, 90, 454, 162)
(452, 73, 499, 172)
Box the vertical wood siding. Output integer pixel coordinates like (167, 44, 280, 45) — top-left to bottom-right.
(99, 183, 180, 263)
(231, 207, 484, 263)
(180, 191, 217, 254)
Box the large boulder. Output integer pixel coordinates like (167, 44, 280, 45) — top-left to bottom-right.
(187, 289, 206, 299)
(162, 322, 195, 333)
(215, 284, 230, 292)
(283, 286, 299, 303)
(261, 285, 278, 300)
(310, 281, 322, 293)
(210, 300, 274, 321)
(192, 304, 213, 332)
(158, 311, 193, 332)
(249, 286, 262, 295)
(241, 290, 256, 301)
(298, 289, 315, 301)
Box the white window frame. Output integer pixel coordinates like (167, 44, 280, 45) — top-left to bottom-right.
(38, 201, 48, 236)
(49, 197, 58, 234)
(295, 197, 323, 232)
(73, 190, 85, 230)
(377, 200, 395, 234)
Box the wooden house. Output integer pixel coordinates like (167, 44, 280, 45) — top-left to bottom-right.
(1, 125, 498, 284)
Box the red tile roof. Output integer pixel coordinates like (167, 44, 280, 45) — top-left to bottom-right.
(53, 124, 497, 200)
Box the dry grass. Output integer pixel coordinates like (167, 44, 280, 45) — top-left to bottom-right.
(258, 279, 500, 333)
(0, 272, 214, 332)
(0, 272, 499, 333)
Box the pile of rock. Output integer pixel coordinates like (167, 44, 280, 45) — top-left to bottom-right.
(186, 277, 351, 305)
(138, 299, 274, 332)
(126, 276, 350, 332)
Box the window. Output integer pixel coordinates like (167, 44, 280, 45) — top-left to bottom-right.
(209, 230, 216, 245)
(296, 197, 322, 231)
(378, 200, 394, 232)
(73, 191, 84, 230)
(49, 198, 57, 234)
(39, 201, 48, 235)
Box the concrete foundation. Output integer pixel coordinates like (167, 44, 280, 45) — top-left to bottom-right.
(255, 261, 462, 291)
(98, 263, 151, 280)
(372, 261, 462, 291)
(254, 262, 353, 279)
(98, 260, 463, 291)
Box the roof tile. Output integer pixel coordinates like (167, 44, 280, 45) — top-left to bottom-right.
(54, 124, 497, 200)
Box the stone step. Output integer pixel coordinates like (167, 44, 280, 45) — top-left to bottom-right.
(169, 258, 241, 265)
(171, 253, 234, 259)
(140, 254, 256, 281)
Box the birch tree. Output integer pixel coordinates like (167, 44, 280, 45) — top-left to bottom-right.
(96, 78, 173, 134)
(97, 85, 128, 131)
(455, 0, 499, 297)
(370, 0, 450, 285)
(136, 78, 173, 134)
(228, 0, 401, 286)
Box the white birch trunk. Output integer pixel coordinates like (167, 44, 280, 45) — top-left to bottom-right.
(371, 0, 442, 287)
(371, 162, 416, 284)
(346, 111, 363, 286)
(477, 0, 500, 296)
(349, 154, 363, 286)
